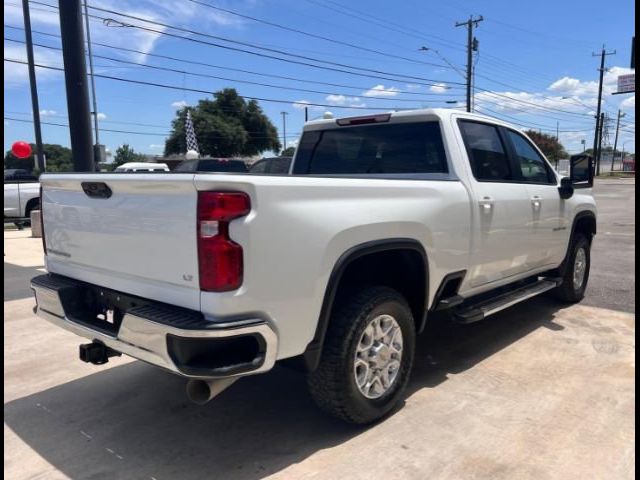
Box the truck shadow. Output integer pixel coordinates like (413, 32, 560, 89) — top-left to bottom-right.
(5, 296, 566, 480)
(4, 262, 44, 302)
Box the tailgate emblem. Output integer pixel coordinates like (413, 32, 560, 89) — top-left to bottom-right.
(82, 182, 112, 199)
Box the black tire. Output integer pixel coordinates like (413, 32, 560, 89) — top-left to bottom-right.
(552, 234, 591, 303)
(307, 286, 416, 424)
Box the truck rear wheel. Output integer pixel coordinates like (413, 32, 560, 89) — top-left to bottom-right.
(553, 234, 591, 303)
(308, 286, 415, 424)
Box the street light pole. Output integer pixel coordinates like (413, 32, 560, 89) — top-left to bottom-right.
(611, 109, 625, 172)
(280, 111, 288, 154)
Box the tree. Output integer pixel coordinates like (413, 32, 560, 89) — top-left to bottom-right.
(113, 144, 146, 167)
(3, 143, 73, 173)
(524, 130, 568, 160)
(280, 146, 296, 157)
(164, 89, 281, 157)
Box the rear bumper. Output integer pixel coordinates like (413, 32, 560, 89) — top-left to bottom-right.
(31, 274, 278, 380)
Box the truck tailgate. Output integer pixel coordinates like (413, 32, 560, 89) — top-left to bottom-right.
(41, 174, 201, 310)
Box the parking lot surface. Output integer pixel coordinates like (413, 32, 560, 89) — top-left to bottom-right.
(4, 179, 635, 480)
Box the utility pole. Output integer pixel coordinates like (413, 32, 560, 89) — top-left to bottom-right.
(596, 112, 606, 174)
(591, 46, 616, 176)
(82, 0, 105, 166)
(555, 121, 560, 169)
(59, 0, 94, 171)
(304, 106, 309, 122)
(456, 15, 483, 113)
(611, 109, 625, 172)
(280, 111, 288, 154)
(22, 0, 45, 172)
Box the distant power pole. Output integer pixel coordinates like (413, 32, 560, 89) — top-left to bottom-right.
(597, 112, 606, 174)
(82, 0, 105, 165)
(611, 109, 625, 172)
(304, 106, 309, 122)
(456, 15, 484, 113)
(555, 121, 560, 168)
(280, 111, 288, 154)
(591, 46, 616, 176)
(22, 0, 45, 172)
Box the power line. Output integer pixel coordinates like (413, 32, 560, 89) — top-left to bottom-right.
(4, 116, 303, 138)
(4, 58, 429, 111)
(75, 2, 468, 87)
(3, 37, 461, 104)
(185, 0, 455, 69)
(5, 24, 465, 98)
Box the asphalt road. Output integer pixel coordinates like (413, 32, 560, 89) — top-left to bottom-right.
(4, 179, 636, 480)
(583, 179, 636, 313)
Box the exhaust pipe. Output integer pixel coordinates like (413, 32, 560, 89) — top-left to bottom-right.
(186, 377, 238, 405)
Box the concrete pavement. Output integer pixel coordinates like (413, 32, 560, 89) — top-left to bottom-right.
(4, 180, 635, 480)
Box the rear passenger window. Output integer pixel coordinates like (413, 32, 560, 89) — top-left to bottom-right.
(506, 130, 555, 184)
(459, 121, 512, 182)
(294, 122, 448, 175)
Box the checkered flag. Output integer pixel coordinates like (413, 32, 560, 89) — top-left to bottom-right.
(185, 110, 200, 154)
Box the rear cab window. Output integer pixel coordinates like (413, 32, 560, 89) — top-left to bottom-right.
(293, 121, 449, 176)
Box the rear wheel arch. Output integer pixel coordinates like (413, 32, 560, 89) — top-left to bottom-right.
(24, 197, 40, 218)
(300, 239, 429, 372)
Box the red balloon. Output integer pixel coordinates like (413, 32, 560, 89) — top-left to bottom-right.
(11, 141, 32, 159)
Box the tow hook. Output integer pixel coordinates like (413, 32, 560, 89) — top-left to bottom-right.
(79, 341, 121, 365)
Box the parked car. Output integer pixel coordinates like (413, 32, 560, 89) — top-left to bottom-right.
(4, 169, 40, 228)
(114, 162, 170, 172)
(249, 157, 292, 174)
(31, 109, 596, 424)
(174, 158, 249, 173)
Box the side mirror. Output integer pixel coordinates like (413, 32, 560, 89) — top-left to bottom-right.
(559, 177, 574, 200)
(569, 153, 594, 188)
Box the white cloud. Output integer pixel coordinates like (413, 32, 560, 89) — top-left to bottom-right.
(325, 95, 365, 107)
(4, 44, 63, 87)
(405, 84, 421, 91)
(39, 110, 57, 117)
(430, 83, 449, 94)
(148, 144, 164, 149)
(362, 85, 400, 97)
(97, 113, 107, 120)
(171, 100, 189, 109)
(620, 95, 635, 111)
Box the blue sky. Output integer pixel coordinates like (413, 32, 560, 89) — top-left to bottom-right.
(3, 0, 636, 159)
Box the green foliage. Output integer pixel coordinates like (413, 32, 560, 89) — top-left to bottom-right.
(3, 143, 73, 172)
(280, 146, 296, 156)
(524, 130, 569, 160)
(113, 144, 146, 167)
(164, 89, 281, 157)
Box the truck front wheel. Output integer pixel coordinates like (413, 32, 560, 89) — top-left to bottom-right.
(553, 234, 591, 303)
(308, 286, 416, 424)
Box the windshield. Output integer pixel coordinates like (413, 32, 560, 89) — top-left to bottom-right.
(293, 122, 448, 175)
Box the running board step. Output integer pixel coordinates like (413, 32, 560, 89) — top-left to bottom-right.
(454, 278, 562, 324)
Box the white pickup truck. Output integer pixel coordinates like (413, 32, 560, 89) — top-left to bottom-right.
(31, 109, 596, 423)
(4, 169, 40, 227)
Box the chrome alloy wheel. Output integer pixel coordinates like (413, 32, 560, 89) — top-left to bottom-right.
(353, 314, 403, 399)
(573, 247, 587, 290)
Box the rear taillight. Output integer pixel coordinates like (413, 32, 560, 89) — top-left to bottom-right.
(40, 186, 46, 255)
(197, 192, 251, 292)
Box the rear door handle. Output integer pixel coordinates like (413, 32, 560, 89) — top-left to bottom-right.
(479, 196, 495, 212)
(531, 196, 542, 210)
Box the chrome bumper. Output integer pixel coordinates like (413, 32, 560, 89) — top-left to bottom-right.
(31, 274, 278, 380)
